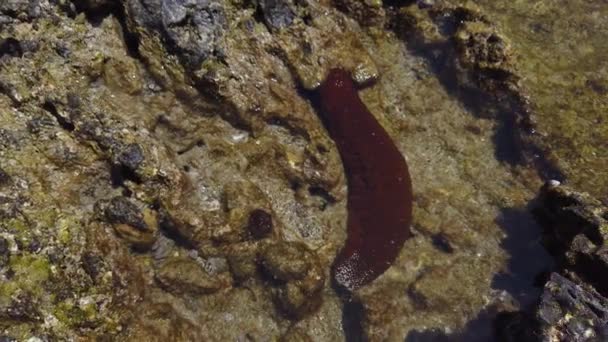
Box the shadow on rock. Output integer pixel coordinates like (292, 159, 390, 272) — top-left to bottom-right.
(405, 204, 554, 342)
(492, 207, 554, 308)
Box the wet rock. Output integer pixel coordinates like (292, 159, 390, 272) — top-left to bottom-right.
(114, 143, 145, 173)
(280, 326, 313, 342)
(157, 197, 211, 249)
(537, 273, 608, 341)
(0, 1, 29, 16)
(0, 15, 12, 26)
(260, 242, 325, 319)
(203, 256, 229, 275)
(127, 0, 226, 69)
(431, 233, 453, 253)
(260, 242, 311, 281)
(0, 129, 23, 148)
(0, 79, 24, 105)
(0, 0, 42, 19)
(257, 0, 295, 30)
(493, 311, 538, 342)
(227, 252, 258, 282)
(102, 57, 143, 95)
(0, 194, 23, 220)
(81, 252, 104, 280)
(536, 182, 607, 249)
(0, 38, 23, 59)
(124, 302, 203, 340)
(0, 237, 9, 267)
(103, 196, 157, 249)
(223, 181, 272, 212)
(0, 168, 10, 187)
(274, 277, 324, 320)
(54, 42, 71, 58)
(502, 184, 608, 341)
(155, 257, 230, 295)
(225, 242, 259, 283)
(150, 234, 175, 263)
(223, 181, 279, 242)
(454, 21, 512, 73)
(408, 3, 516, 94)
(27, 239, 41, 253)
(0, 294, 41, 322)
(26, 113, 56, 134)
(393, 1, 563, 180)
(535, 182, 608, 296)
(333, 0, 385, 26)
(408, 263, 487, 311)
(104, 196, 148, 230)
(416, 0, 435, 9)
(247, 209, 273, 239)
(72, 0, 117, 12)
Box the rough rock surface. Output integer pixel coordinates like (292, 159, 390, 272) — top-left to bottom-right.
(536, 183, 608, 296)
(0, 0, 605, 341)
(538, 273, 608, 341)
(496, 183, 608, 342)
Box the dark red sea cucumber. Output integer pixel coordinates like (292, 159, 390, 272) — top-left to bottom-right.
(316, 69, 413, 290)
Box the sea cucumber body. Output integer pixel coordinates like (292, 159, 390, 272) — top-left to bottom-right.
(317, 69, 413, 290)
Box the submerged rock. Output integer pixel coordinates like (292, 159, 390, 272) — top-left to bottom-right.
(261, 242, 312, 281)
(155, 257, 231, 294)
(103, 197, 158, 249)
(280, 326, 313, 342)
(260, 242, 325, 319)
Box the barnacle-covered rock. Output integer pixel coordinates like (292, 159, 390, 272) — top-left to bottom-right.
(455, 22, 510, 67)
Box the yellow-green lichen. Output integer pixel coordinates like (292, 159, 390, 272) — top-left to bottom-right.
(1, 255, 51, 297)
(53, 301, 99, 328)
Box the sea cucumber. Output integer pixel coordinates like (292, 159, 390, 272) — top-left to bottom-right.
(316, 69, 413, 290)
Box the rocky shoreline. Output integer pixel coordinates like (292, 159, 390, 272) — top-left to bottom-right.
(0, 0, 606, 340)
